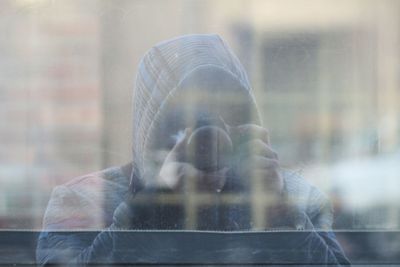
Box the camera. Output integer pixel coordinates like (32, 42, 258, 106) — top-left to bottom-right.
(184, 118, 251, 173)
(186, 125, 233, 172)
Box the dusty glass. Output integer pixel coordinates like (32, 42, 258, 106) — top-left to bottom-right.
(0, 0, 399, 265)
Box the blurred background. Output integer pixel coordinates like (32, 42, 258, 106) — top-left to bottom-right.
(0, 0, 400, 237)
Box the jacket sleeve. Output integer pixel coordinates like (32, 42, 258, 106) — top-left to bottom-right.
(296, 213, 351, 266)
(293, 200, 351, 266)
(36, 185, 350, 266)
(268, 185, 350, 266)
(37, 228, 114, 265)
(280, 172, 350, 266)
(36, 185, 127, 265)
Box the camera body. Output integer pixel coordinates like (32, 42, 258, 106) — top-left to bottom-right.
(184, 119, 252, 173)
(186, 125, 233, 172)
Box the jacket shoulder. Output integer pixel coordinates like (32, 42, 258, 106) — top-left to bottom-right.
(282, 170, 332, 229)
(64, 165, 129, 191)
(43, 166, 130, 230)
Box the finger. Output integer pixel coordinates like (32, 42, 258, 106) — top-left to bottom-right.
(168, 128, 192, 158)
(158, 162, 199, 189)
(250, 168, 281, 180)
(238, 139, 278, 159)
(237, 156, 279, 176)
(230, 124, 270, 144)
(246, 156, 280, 169)
(238, 156, 279, 172)
(176, 162, 200, 178)
(158, 162, 183, 188)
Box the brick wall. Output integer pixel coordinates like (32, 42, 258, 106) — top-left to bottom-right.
(0, 0, 102, 229)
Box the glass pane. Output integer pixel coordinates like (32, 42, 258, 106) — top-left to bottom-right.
(1, 0, 399, 265)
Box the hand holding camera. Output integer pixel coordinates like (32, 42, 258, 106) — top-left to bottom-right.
(158, 122, 283, 195)
(229, 124, 283, 196)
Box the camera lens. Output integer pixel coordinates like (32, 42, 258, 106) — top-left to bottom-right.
(186, 126, 233, 172)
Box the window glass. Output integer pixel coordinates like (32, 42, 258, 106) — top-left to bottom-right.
(1, 0, 400, 265)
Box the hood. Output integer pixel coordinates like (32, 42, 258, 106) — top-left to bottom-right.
(131, 34, 261, 185)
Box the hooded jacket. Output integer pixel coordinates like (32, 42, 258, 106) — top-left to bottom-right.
(36, 34, 349, 265)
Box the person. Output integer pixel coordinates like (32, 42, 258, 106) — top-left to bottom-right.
(36, 34, 350, 265)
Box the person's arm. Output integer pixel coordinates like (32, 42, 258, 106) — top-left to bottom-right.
(230, 123, 350, 266)
(36, 185, 134, 265)
(266, 195, 350, 266)
(294, 217, 351, 266)
(37, 228, 113, 265)
(307, 199, 351, 266)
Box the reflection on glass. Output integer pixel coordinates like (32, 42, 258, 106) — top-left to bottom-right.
(0, 0, 399, 265)
(34, 34, 350, 265)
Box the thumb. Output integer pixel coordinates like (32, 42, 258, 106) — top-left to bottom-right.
(228, 124, 270, 145)
(168, 128, 192, 160)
